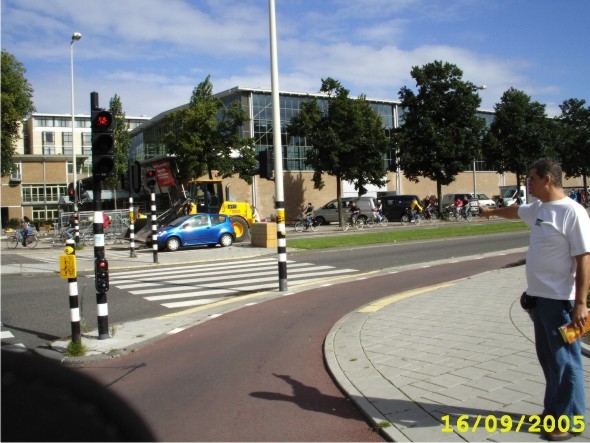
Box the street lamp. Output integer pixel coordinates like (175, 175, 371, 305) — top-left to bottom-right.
(473, 84, 487, 196)
(70, 32, 81, 240)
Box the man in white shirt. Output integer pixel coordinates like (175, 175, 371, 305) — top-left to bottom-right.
(480, 158, 590, 442)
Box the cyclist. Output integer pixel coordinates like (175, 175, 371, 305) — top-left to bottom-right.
(409, 198, 423, 221)
(20, 216, 31, 247)
(453, 196, 463, 217)
(349, 201, 361, 225)
(374, 199, 383, 222)
(303, 202, 314, 226)
(66, 214, 76, 239)
(422, 195, 434, 219)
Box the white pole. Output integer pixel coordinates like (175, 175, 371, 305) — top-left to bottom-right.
(70, 33, 81, 242)
(269, 0, 287, 291)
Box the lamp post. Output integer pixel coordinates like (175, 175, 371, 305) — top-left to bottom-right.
(70, 32, 81, 242)
(473, 84, 487, 196)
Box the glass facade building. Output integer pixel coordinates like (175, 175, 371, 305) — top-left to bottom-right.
(130, 86, 494, 173)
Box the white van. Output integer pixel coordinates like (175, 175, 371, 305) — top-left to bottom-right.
(313, 197, 376, 225)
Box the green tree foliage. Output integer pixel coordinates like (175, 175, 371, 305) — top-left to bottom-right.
(395, 61, 485, 207)
(482, 87, 550, 187)
(288, 78, 390, 223)
(106, 94, 131, 190)
(164, 75, 256, 184)
(554, 98, 590, 191)
(1, 50, 35, 177)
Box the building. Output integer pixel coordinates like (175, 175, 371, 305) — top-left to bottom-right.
(129, 87, 503, 221)
(1, 113, 150, 227)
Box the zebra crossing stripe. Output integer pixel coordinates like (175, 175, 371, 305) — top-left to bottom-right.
(109, 261, 310, 285)
(116, 264, 335, 289)
(1, 331, 15, 339)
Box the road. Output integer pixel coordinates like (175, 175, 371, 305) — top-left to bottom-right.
(73, 252, 525, 441)
(1, 231, 529, 351)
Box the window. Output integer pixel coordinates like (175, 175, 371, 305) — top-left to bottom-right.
(42, 131, 55, 155)
(82, 133, 92, 155)
(63, 132, 73, 155)
(10, 162, 22, 181)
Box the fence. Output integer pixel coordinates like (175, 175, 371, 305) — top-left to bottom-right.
(57, 210, 131, 239)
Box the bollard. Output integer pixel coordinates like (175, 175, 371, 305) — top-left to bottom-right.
(128, 196, 137, 258)
(150, 189, 158, 264)
(60, 239, 81, 344)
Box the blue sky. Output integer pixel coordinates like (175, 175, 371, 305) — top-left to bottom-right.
(2, 0, 589, 118)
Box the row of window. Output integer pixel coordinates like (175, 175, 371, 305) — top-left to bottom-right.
(39, 131, 92, 156)
(22, 184, 68, 204)
(33, 116, 147, 130)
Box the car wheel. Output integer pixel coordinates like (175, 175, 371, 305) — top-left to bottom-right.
(219, 233, 233, 247)
(165, 237, 181, 252)
(314, 216, 326, 226)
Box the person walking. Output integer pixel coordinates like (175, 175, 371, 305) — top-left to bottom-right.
(479, 158, 590, 442)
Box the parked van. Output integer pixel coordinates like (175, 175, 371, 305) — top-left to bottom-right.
(380, 194, 421, 221)
(313, 196, 376, 225)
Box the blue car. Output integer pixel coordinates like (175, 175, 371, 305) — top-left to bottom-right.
(149, 213, 235, 251)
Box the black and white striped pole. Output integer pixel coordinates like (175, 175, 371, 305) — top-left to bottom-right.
(62, 238, 81, 344)
(146, 170, 158, 264)
(269, 0, 288, 291)
(128, 196, 137, 258)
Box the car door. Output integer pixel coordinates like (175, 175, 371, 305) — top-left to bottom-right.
(182, 214, 212, 245)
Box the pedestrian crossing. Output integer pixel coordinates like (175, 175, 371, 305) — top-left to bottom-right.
(105, 257, 358, 309)
(1, 325, 27, 353)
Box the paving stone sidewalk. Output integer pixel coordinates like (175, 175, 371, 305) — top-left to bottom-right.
(326, 265, 590, 442)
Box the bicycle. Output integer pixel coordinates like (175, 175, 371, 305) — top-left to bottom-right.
(365, 210, 388, 228)
(400, 208, 425, 226)
(6, 229, 39, 249)
(51, 229, 70, 247)
(82, 227, 120, 246)
(294, 217, 319, 232)
(342, 215, 365, 231)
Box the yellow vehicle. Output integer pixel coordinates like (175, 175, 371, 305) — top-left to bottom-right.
(187, 179, 258, 242)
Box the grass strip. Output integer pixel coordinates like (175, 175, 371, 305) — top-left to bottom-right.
(286, 221, 529, 250)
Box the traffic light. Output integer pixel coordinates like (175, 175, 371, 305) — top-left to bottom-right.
(257, 149, 274, 180)
(67, 182, 75, 202)
(95, 257, 109, 292)
(77, 180, 89, 201)
(146, 170, 157, 188)
(91, 109, 115, 180)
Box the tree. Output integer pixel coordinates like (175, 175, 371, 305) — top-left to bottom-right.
(395, 61, 485, 210)
(164, 75, 256, 184)
(105, 94, 131, 207)
(554, 98, 590, 192)
(1, 50, 35, 177)
(288, 78, 390, 224)
(482, 88, 550, 187)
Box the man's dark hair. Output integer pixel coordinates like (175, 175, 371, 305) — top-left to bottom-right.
(530, 158, 563, 188)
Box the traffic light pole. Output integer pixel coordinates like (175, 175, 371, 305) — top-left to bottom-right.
(90, 92, 111, 340)
(92, 176, 109, 339)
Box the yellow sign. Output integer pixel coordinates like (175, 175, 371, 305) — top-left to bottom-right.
(59, 255, 77, 279)
(277, 210, 285, 224)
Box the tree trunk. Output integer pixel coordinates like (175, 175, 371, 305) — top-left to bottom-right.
(336, 174, 343, 227)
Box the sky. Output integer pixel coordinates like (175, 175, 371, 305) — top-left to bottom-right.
(2, 0, 589, 119)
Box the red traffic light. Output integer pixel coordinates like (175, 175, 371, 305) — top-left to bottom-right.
(146, 170, 156, 178)
(92, 111, 113, 131)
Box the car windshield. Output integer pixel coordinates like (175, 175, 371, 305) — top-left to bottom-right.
(167, 215, 192, 228)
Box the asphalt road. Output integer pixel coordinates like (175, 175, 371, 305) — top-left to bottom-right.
(73, 252, 525, 441)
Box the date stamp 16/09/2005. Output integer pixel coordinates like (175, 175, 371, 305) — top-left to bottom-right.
(441, 415, 585, 434)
